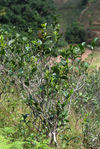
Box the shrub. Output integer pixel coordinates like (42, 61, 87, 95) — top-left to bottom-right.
(0, 22, 88, 147)
(65, 22, 87, 43)
(0, 21, 98, 148)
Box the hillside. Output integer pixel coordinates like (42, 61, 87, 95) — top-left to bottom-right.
(55, 0, 84, 33)
(55, 0, 100, 42)
(81, 1, 100, 43)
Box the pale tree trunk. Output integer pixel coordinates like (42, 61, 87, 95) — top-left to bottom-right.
(79, 2, 91, 22)
(49, 123, 58, 147)
(49, 130, 58, 147)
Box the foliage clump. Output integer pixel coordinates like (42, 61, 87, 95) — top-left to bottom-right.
(0, 18, 99, 148)
(65, 22, 87, 43)
(0, 0, 56, 32)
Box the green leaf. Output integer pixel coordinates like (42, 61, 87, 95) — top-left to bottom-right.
(91, 37, 98, 48)
(17, 68, 24, 75)
(8, 39, 15, 46)
(62, 91, 69, 98)
(0, 49, 5, 55)
(84, 62, 89, 69)
(60, 75, 67, 80)
(51, 65, 59, 74)
(22, 37, 27, 41)
(8, 70, 13, 76)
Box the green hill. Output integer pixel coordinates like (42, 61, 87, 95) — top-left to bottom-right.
(55, 0, 100, 42)
(55, 0, 84, 33)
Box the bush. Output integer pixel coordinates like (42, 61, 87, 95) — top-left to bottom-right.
(65, 22, 87, 43)
(0, 20, 98, 148)
(0, 0, 56, 32)
(0, 22, 89, 147)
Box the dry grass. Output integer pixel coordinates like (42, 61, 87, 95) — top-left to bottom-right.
(88, 48, 100, 70)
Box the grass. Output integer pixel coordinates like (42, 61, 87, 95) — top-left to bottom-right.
(66, 111, 84, 149)
(88, 49, 100, 70)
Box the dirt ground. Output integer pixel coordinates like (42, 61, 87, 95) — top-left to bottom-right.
(49, 49, 92, 66)
(81, 49, 92, 61)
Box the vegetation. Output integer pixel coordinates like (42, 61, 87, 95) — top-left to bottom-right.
(65, 22, 87, 43)
(0, 19, 100, 148)
(81, 0, 89, 5)
(0, 0, 100, 149)
(0, 127, 24, 149)
(56, 0, 100, 43)
(0, 0, 56, 32)
(89, 50, 100, 69)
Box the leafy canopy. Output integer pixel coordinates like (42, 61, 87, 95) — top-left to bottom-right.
(0, 0, 56, 31)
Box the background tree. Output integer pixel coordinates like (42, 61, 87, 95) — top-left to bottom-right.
(0, 0, 56, 32)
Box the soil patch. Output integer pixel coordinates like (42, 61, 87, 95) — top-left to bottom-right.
(48, 49, 92, 66)
(81, 49, 92, 61)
